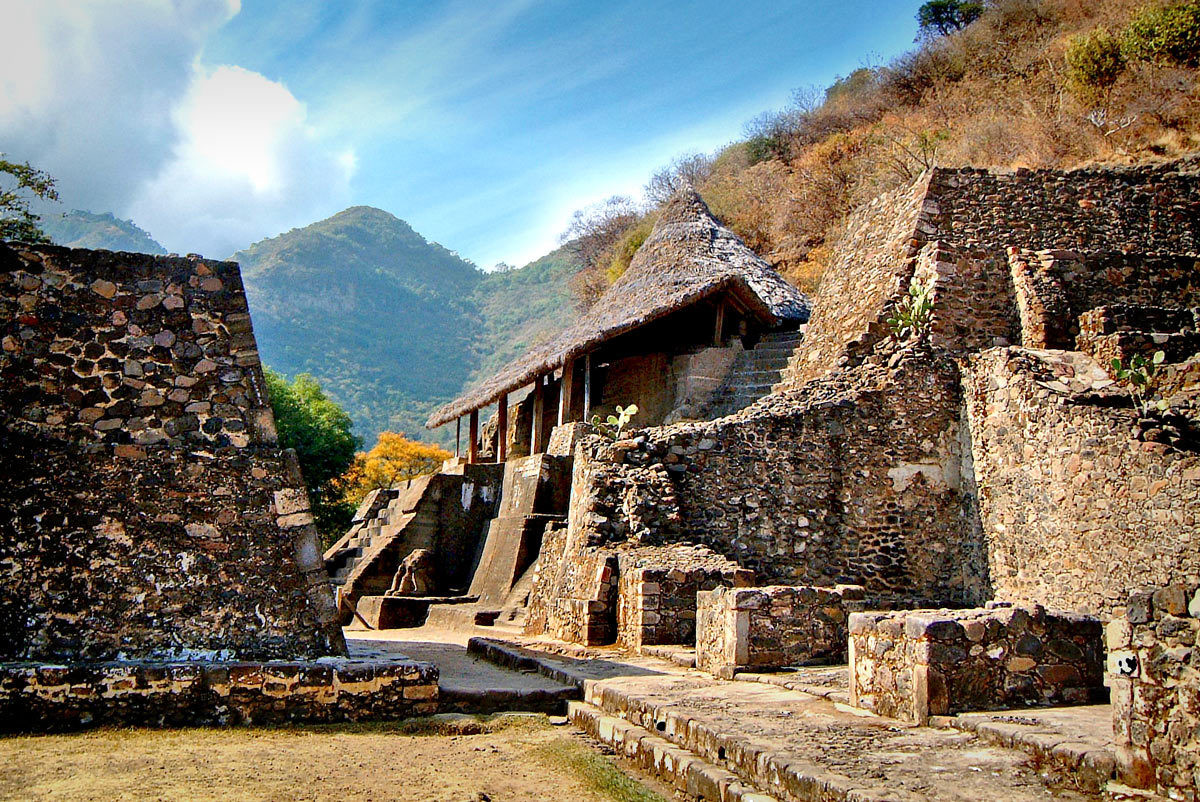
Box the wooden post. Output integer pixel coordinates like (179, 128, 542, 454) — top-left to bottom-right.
(713, 299, 726, 347)
(530, 375, 545, 455)
(583, 354, 592, 422)
(497, 393, 508, 463)
(455, 417, 461, 458)
(558, 358, 576, 426)
(468, 409, 479, 464)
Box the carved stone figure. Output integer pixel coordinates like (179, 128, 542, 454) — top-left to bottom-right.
(386, 549, 436, 596)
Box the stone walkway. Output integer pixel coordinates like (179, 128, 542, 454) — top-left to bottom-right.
(467, 636, 1137, 802)
(345, 626, 577, 714)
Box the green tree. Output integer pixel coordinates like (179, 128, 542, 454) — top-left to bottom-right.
(917, 0, 984, 38)
(1, 157, 59, 243)
(1122, 0, 1200, 67)
(1065, 28, 1128, 106)
(264, 368, 361, 542)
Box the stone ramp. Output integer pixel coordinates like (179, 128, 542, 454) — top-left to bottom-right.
(468, 637, 1108, 801)
(346, 630, 576, 715)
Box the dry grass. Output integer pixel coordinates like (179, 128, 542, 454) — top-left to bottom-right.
(0, 715, 665, 802)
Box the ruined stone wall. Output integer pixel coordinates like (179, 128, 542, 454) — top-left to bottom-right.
(783, 160, 1200, 389)
(565, 348, 985, 604)
(1108, 582, 1200, 798)
(849, 604, 1105, 725)
(963, 347, 1200, 615)
(696, 584, 860, 679)
(0, 243, 343, 661)
(1010, 249, 1200, 349)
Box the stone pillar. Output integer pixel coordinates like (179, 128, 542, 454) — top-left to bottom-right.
(497, 393, 508, 462)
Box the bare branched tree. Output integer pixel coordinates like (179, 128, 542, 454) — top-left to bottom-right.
(559, 196, 644, 311)
(644, 152, 715, 205)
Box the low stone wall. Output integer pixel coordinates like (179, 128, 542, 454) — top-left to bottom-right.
(524, 523, 619, 646)
(1108, 583, 1200, 798)
(963, 347, 1200, 615)
(615, 545, 751, 650)
(0, 657, 438, 732)
(849, 604, 1105, 725)
(696, 584, 862, 679)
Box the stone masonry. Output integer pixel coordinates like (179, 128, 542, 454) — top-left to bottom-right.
(696, 584, 863, 679)
(849, 604, 1106, 725)
(1108, 582, 1200, 799)
(0, 242, 344, 661)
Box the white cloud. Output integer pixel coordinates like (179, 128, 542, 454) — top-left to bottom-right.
(128, 65, 356, 258)
(1, 0, 353, 258)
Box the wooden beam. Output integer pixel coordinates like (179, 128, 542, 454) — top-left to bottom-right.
(468, 409, 479, 464)
(497, 393, 508, 463)
(558, 358, 576, 425)
(455, 417, 461, 458)
(713, 299, 726, 347)
(583, 354, 592, 422)
(531, 375, 546, 454)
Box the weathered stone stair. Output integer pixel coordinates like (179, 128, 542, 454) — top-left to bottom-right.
(704, 328, 804, 418)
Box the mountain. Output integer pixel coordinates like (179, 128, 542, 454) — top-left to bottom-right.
(39, 210, 166, 254)
(233, 206, 577, 447)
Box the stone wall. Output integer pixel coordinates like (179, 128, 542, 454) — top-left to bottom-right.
(0, 656, 437, 733)
(524, 522, 619, 645)
(849, 604, 1105, 725)
(696, 584, 862, 679)
(1108, 582, 1200, 798)
(563, 347, 985, 603)
(963, 347, 1200, 615)
(783, 160, 1200, 390)
(614, 545, 751, 650)
(0, 243, 344, 661)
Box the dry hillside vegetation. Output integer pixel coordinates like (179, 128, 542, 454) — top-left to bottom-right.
(567, 0, 1200, 303)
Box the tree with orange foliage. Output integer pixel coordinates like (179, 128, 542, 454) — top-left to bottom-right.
(334, 432, 451, 510)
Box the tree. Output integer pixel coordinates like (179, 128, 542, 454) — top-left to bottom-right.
(644, 152, 715, 205)
(1065, 28, 1128, 107)
(334, 432, 451, 510)
(1, 157, 59, 243)
(263, 368, 361, 540)
(559, 196, 645, 310)
(917, 0, 984, 38)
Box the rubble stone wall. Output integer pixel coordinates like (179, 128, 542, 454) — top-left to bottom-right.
(696, 584, 861, 679)
(849, 604, 1105, 725)
(1108, 582, 1200, 798)
(0, 657, 438, 733)
(615, 545, 751, 650)
(565, 349, 985, 603)
(963, 347, 1200, 615)
(0, 243, 344, 661)
(783, 161, 1200, 389)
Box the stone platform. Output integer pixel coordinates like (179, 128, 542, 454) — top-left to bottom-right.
(356, 594, 479, 629)
(468, 636, 1114, 801)
(0, 656, 437, 733)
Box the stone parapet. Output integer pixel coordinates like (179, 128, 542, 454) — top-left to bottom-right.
(0, 657, 438, 732)
(696, 584, 862, 679)
(849, 604, 1105, 725)
(1108, 582, 1200, 799)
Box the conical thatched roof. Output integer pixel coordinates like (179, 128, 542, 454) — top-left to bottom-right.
(426, 190, 810, 428)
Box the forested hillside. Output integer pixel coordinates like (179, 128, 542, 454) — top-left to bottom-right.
(234, 207, 576, 445)
(40, 210, 166, 254)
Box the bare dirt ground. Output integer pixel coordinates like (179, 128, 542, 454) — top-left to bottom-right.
(0, 715, 669, 802)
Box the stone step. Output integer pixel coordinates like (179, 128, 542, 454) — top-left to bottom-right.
(569, 701, 777, 802)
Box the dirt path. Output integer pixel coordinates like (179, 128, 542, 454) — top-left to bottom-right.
(0, 716, 668, 802)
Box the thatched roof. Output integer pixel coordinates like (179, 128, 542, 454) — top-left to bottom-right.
(427, 190, 810, 428)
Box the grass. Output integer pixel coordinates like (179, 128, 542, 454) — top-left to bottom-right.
(533, 738, 670, 802)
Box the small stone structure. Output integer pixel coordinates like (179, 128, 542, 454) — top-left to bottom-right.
(615, 545, 752, 650)
(1108, 582, 1200, 798)
(0, 657, 437, 733)
(849, 604, 1106, 725)
(696, 584, 862, 679)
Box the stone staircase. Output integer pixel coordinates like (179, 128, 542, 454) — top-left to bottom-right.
(703, 328, 804, 418)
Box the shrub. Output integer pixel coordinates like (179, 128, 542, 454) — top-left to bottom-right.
(1123, 1, 1200, 67)
(1065, 28, 1128, 105)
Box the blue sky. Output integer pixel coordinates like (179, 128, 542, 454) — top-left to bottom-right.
(1, 0, 920, 267)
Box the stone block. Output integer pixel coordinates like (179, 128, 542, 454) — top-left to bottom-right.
(849, 605, 1105, 724)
